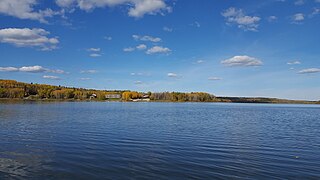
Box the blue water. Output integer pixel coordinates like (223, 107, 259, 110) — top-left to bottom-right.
(0, 102, 320, 179)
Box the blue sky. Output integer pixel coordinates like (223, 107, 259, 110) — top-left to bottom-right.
(0, 0, 320, 100)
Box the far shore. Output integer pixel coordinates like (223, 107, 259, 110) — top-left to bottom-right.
(0, 98, 319, 105)
(1, 79, 319, 105)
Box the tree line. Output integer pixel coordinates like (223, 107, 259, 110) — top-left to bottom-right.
(0, 79, 124, 100)
(1, 79, 317, 104)
(0, 79, 217, 102)
(150, 92, 216, 102)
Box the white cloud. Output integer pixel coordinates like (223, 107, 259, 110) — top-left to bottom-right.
(134, 81, 143, 84)
(90, 53, 101, 57)
(221, 55, 263, 67)
(0, 28, 59, 51)
(131, 72, 150, 76)
(123, 47, 135, 52)
(19, 65, 47, 73)
(81, 70, 97, 73)
(167, 72, 178, 78)
(267, 16, 278, 22)
(127, 0, 169, 17)
(294, 0, 305, 5)
(208, 77, 222, 81)
(287, 60, 301, 65)
(0, 65, 65, 73)
(104, 36, 112, 40)
(87, 47, 101, 52)
(136, 44, 147, 50)
(0, 0, 62, 23)
(196, 60, 205, 64)
(87, 48, 102, 57)
(163, 26, 173, 32)
(190, 21, 200, 28)
(311, 8, 320, 16)
(80, 77, 91, 80)
(56, 0, 171, 18)
(20, 65, 65, 73)
(298, 68, 320, 74)
(292, 13, 304, 22)
(132, 35, 161, 42)
(316, 0, 320, 3)
(0, 67, 19, 72)
(146, 46, 171, 54)
(47, 69, 65, 74)
(221, 7, 261, 31)
(43, 75, 60, 80)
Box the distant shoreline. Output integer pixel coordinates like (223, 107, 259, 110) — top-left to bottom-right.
(1, 79, 319, 105)
(0, 98, 318, 105)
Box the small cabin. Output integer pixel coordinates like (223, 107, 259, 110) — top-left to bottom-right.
(105, 94, 121, 99)
(89, 94, 97, 99)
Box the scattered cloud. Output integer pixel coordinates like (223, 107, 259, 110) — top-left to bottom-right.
(132, 35, 161, 42)
(136, 44, 147, 50)
(221, 55, 263, 67)
(81, 70, 97, 74)
(48, 69, 65, 74)
(0, 67, 19, 72)
(80, 77, 91, 80)
(298, 68, 320, 74)
(56, 0, 171, 18)
(294, 0, 305, 5)
(0, 65, 65, 73)
(0, 0, 63, 23)
(267, 16, 278, 22)
(163, 26, 173, 32)
(167, 72, 178, 78)
(196, 60, 205, 64)
(134, 81, 143, 84)
(87, 48, 101, 52)
(19, 65, 47, 73)
(0, 28, 59, 51)
(190, 21, 200, 28)
(221, 7, 261, 31)
(123, 44, 146, 52)
(310, 8, 320, 17)
(208, 77, 222, 81)
(146, 46, 171, 54)
(89, 53, 101, 57)
(104, 36, 112, 40)
(87, 48, 102, 57)
(123, 47, 135, 52)
(43, 75, 60, 80)
(131, 72, 150, 76)
(292, 13, 304, 23)
(287, 60, 301, 65)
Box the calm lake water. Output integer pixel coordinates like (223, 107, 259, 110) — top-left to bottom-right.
(0, 102, 319, 179)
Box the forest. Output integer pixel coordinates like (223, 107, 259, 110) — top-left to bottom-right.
(0, 79, 215, 102)
(0, 79, 124, 100)
(0, 79, 319, 104)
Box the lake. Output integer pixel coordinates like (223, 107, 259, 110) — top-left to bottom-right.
(0, 102, 319, 179)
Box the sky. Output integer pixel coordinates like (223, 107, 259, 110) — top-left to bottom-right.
(0, 0, 320, 100)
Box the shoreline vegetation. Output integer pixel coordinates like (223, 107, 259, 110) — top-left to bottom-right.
(0, 79, 319, 104)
